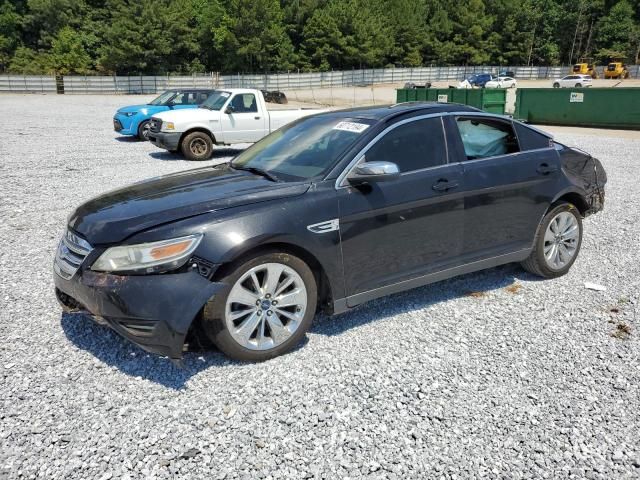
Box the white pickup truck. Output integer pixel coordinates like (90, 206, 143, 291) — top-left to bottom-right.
(148, 88, 326, 160)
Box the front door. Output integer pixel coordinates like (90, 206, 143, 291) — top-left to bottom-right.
(337, 116, 465, 302)
(220, 93, 267, 143)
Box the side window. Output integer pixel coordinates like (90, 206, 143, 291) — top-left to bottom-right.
(230, 94, 258, 113)
(456, 117, 519, 160)
(514, 123, 552, 151)
(197, 92, 209, 103)
(365, 117, 447, 172)
(185, 92, 199, 105)
(170, 92, 188, 105)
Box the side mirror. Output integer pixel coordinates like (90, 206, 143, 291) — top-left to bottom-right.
(348, 160, 400, 184)
(225, 105, 235, 114)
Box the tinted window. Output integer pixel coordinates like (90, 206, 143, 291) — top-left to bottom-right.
(514, 123, 551, 151)
(365, 117, 446, 172)
(456, 117, 519, 160)
(196, 92, 210, 104)
(170, 92, 197, 105)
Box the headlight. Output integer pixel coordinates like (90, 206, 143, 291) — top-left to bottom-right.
(124, 112, 138, 117)
(164, 122, 175, 131)
(91, 234, 202, 274)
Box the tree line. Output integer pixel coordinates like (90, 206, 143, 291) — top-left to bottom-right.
(1, 0, 639, 75)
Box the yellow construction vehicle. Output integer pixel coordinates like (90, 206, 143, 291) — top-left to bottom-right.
(571, 60, 599, 79)
(604, 61, 630, 79)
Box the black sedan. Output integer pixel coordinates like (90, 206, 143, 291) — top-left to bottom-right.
(54, 103, 606, 361)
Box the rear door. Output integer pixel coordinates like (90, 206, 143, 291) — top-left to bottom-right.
(220, 93, 267, 143)
(337, 116, 465, 300)
(446, 115, 560, 262)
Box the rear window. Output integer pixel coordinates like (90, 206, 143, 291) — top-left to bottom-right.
(514, 123, 552, 151)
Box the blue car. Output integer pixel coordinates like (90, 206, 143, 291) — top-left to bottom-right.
(113, 89, 217, 140)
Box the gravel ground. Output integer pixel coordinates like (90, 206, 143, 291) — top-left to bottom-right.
(1, 94, 639, 479)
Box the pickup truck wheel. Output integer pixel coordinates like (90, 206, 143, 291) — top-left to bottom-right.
(521, 202, 583, 279)
(137, 120, 151, 140)
(181, 132, 213, 161)
(203, 252, 317, 361)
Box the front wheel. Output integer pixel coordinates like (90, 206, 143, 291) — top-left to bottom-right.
(203, 252, 317, 361)
(521, 202, 583, 279)
(181, 131, 213, 160)
(575, 83, 582, 88)
(553, 82, 560, 88)
(137, 120, 151, 140)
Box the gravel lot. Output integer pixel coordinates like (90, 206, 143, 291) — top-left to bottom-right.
(1, 94, 639, 479)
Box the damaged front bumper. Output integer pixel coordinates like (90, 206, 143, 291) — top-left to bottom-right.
(54, 267, 222, 359)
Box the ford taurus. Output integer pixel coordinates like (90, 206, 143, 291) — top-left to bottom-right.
(54, 103, 606, 361)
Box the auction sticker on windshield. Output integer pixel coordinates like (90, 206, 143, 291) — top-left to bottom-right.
(333, 121, 370, 133)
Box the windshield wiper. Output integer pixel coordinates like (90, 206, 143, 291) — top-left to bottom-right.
(231, 164, 278, 182)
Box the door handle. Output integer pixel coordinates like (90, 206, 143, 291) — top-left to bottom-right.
(254, 116, 261, 120)
(537, 164, 558, 175)
(432, 180, 459, 192)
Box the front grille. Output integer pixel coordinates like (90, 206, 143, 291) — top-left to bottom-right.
(150, 117, 162, 133)
(54, 229, 93, 280)
(113, 118, 123, 132)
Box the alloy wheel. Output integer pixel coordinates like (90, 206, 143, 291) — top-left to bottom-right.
(141, 122, 151, 139)
(543, 211, 579, 270)
(225, 262, 307, 350)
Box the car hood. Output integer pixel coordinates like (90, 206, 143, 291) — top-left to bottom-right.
(154, 107, 215, 122)
(68, 164, 310, 245)
(117, 104, 162, 114)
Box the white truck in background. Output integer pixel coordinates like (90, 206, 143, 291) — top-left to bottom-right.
(148, 88, 326, 160)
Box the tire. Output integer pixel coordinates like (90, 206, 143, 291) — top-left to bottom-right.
(521, 201, 583, 279)
(203, 251, 318, 361)
(181, 131, 213, 161)
(553, 82, 560, 88)
(137, 120, 151, 140)
(575, 83, 582, 88)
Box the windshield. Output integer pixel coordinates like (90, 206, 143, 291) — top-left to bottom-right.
(149, 90, 177, 106)
(200, 91, 231, 110)
(231, 116, 375, 181)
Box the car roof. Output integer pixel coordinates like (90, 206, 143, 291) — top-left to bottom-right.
(311, 102, 482, 122)
(167, 88, 218, 92)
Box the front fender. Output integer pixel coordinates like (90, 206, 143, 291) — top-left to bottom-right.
(126, 189, 345, 304)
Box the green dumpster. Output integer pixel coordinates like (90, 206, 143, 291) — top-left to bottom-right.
(395, 88, 507, 114)
(514, 88, 640, 129)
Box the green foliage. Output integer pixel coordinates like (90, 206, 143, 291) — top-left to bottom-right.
(49, 26, 91, 74)
(595, 0, 638, 62)
(1, 0, 639, 74)
(8, 46, 49, 73)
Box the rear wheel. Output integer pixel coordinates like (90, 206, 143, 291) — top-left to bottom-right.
(181, 131, 213, 161)
(203, 252, 317, 361)
(521, 202, 583, 279)
(575, 83, 582, 88)
(137, 120, 151, 140)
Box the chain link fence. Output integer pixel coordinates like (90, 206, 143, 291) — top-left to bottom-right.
(1, 65, 638, 94)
